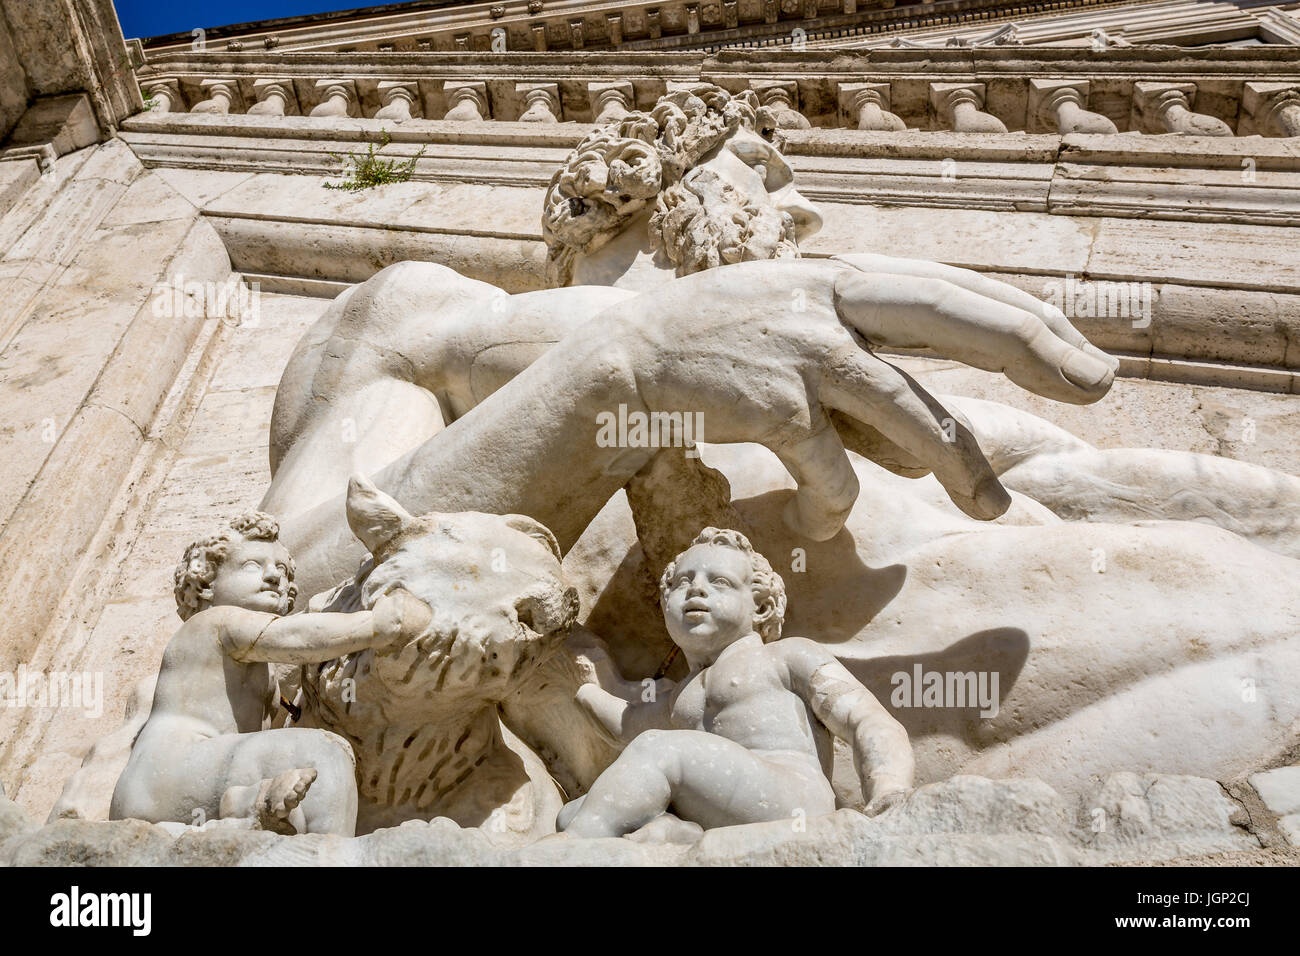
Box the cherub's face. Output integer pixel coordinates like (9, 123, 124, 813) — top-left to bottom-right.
(209, 538, 292, 615)
(662, 544, 757, 658)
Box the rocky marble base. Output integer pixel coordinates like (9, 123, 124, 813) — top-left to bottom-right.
(4, 772, 1284, 867)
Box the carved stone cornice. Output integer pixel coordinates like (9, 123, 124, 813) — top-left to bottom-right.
(136, 46, 1300, 136)
(137, 0, 1176, 56)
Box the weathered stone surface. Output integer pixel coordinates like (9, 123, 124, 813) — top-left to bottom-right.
(5, 773, 1266, 866)
(1074, 773, 1256, 863)
(0, 787, 34, 844)
(1249, 765, 1300, 846)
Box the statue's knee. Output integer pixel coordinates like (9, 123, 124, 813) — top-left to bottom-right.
(308, 731, 357, 778)
(625, 729, 666, 756)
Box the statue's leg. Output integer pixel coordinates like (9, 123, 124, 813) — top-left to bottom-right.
(221, 728, 358, 836)
(560, 729, 834, 837)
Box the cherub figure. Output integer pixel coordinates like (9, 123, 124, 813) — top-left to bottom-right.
(558, 528, 914, 840)
(110, 511, 429, 836)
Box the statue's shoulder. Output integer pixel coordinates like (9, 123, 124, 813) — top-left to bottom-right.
(333, 260, 502, 333)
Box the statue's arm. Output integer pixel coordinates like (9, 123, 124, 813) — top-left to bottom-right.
(281, 259, 1118, 597)
(779, 637, 914, 813)
(218, 591, 429, 665)
(575, 680, 673, 745)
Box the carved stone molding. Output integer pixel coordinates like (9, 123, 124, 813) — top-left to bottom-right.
(589, 80, 634, 124)
(517, 81, 561, 122)
(443, 80, 489, 121)
(191, 78, 242, 114)
(838, 81, 905, 131)
(750, 79, 810, 130)
(376, 81, 420, 121)
(310, 79, 357, 118)
(606, 13, 623, 45)
(531, 23, 548, 51)
(1028, 79, 1116, 135)
(247, 79, 298, 117)
(930, 82, 1006, 133)
(1240, 82, 1300, 138)
(141, 79, 181, 114)
(1133, 82, 1232, 137)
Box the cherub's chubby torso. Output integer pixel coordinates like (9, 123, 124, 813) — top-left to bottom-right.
(140, 616, 276, 746)
(670, 635, 826, 765)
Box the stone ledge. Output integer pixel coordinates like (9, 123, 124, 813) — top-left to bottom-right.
(0, 772, 1261, 866)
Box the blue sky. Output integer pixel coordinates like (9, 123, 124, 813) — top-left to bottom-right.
(113, 1, 385, 39)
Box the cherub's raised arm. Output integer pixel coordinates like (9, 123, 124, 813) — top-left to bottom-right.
(575, 679, 674, 746)
(780, 637, 914, 814)
(218, 590, 430, 665)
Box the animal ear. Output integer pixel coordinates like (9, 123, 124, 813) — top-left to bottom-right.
(503, 514, 563, 562)
(346, 474, 414, 555)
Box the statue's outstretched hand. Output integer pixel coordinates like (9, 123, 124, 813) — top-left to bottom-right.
(615, 258, 1116, 541)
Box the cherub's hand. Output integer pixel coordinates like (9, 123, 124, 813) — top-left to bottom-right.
(372, 588, 432, 646)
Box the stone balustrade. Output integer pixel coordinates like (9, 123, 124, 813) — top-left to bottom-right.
(135, 47, 1300, 136)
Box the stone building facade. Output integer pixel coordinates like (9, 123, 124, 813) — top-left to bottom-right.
(0, 0, 1298, 862)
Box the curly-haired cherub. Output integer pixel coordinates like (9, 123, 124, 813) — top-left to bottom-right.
(558, 527, 914, 840)
(110, 511, 429, 836)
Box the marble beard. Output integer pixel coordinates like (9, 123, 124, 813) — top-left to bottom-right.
(64, 84, 1300, 847)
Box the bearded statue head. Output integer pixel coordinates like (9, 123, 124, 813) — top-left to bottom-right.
(542, 84, 824, 287)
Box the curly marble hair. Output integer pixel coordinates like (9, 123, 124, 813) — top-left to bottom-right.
(173, 511, 297, 621)
(542, 84, 785, 286)
(659, 527, 787, 643)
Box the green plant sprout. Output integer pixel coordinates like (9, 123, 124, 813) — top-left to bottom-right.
(324, 130, 427, 191)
